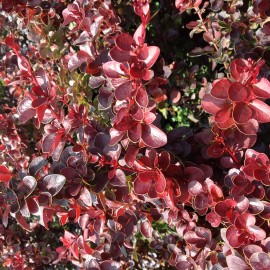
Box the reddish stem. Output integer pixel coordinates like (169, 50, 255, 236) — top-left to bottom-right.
(224, 145, 241, 168)
(194, 7, 219, 52)
(117, 165, 140, 174)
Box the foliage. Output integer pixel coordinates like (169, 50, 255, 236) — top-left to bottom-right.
(0, 0, 270, 269)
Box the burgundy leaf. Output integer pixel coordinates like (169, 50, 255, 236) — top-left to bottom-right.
(188, 181, 203, 196)
(140, 220, 153, 238)
(115, 33, 135, 51)
(103, 61, 125, 78)
(110, 169, 126, 187)
(250, 252, 270, 270)
(215, 107, 231, 123)
(226, 255, 250, 270)
(18, 98, 36, 124)
(15, 212, 31, 232)
(114, 82, 133, 100)
(249, 99, 270, 123)
(202, 94, 227, 115)
(233, 102, 253, 124)
(100, 260, 120, 270)
(253, 78, 270, 98)
(0, 165, 12, 183)
(226, 226, 244, 248)
(29, 156, 47, 176)
(136, 86, 148, 107)
(128, 123, 142, 143)
(228, 82, 248, 102)
(141, 124, 167, 148)
(68, 51, 91, 72)
(206, 211, 221, 227)
(243, 245, 263, 260)
(109, 128, 125, 145)
(110, 46, 131, 63)
(237, 119, 259, 135)
(18, 176, 37, 198)
(43, 174, 66, 196)
(130, 65, 146, 79)
(211, 78, 231, 99)
(134, 178, 151, 195)
(145, 46, 160, 68)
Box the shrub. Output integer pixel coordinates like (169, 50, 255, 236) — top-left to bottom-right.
(0, 0, 270, 269)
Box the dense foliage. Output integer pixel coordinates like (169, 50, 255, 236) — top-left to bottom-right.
(0, 0, 270, 269)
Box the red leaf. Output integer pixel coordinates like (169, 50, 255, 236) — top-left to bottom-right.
(103, 61, 126, 78)
(43, 174, 66, 196)
(133, 23, 146, 45)
(5, 35, 20, 53)
(134, 178, 151, 195)
(226, 225, 244, 248)
(206, 211, 221, 227)
(145, 46, 160, 69)
(230, 58, 249, 83)
(130, 65, 146, 79)
(110, 169, 126, 187)
(136, 86, 148, 107)
(128, 123, 142, 143)
(141, 124, 167, 148)
(249, 99, 270, 123)
(115, 33, 135, 51)
(207, 143, 224, 158)
(140, 220, 153, 238)
(250, 252, 270, 270)
(226, 255, 250, 270)
(144, 111, 156, 124)
(18, 98, 36, 124)
(68, 51, 91, 72)
(110, 46, 131, 63)
(202, 94, 227, 115)
(215, 106, 232, 123)
(109, 128, 125, 145)
(188, 181, 203, 196)
(15, 212, 31, 232)
(42, 132, 63, 153)
(155, 171, 166, 193)
(0, 165, 12, 183)
(237, 119, 259, 135)
(32, 97, 48, 108)
(228, 82, 248, 102)
(211, 78, 231, 99)
(114, 82, 133, 100)
(253, 78, 270, 98)
(233, 102, 253, 124)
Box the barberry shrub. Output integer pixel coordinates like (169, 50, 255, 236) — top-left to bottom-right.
(0, 0, 270, 269)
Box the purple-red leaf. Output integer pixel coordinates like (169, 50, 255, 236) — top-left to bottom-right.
(43, 174, 66, 196)
(228, 82, 248, 102)
(250, 252, 270, 270)
(115, 33, 135, 51)
(253, 78, 270, 98)
(0, 165, 12, 183)
(114, 82, 133, 100)
(140, 220, 153, 238)
(226, 255, 250, 270)
(249, 99, 270, 123)
(141, 124, 167, 148)
(202, 94, 227, 115)
(211, 78, 231, 99)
